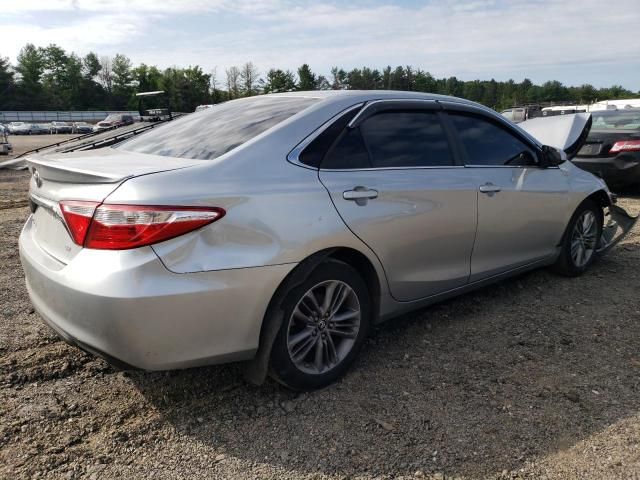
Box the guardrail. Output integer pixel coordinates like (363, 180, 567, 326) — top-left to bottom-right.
(0, 111, 141, 123)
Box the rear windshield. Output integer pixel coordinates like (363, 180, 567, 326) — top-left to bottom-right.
(118, 96, 320, 160)
(591, 110, 640, 130)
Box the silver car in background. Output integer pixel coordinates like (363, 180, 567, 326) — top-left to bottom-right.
(19, 91, 637, 390)
(50, 121, 73, 134)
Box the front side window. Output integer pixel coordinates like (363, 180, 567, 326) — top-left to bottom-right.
(119, 96, 319, 160)
(321, 110, 453, 169)
(449, 113, 537, 166)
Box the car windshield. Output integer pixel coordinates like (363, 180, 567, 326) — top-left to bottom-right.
(118, 96, 320, 160)
(591, 110, 640, 130)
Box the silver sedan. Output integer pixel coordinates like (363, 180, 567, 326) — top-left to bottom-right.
(19, 91, 637, 390)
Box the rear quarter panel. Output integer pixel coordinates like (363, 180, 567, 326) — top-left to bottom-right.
(105, 101, 389, 298)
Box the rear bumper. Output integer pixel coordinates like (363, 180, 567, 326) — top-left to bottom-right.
(572, 155, 640, 188)
(19, 215, 295, 370)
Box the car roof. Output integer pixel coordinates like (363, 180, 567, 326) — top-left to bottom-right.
(262, 89, 480, 106)
(257, 90, 494, 120)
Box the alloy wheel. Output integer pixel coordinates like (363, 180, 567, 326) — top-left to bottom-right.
(286, 280, 361, 375)
(570, 210, 598, 268)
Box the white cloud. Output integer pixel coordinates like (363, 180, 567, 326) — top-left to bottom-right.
(1, 13, 148, 58)
(1, 0, 638, 89)
(0, 0, 276, 14)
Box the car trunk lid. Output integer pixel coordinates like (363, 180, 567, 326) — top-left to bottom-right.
(25, 148, 199, 264)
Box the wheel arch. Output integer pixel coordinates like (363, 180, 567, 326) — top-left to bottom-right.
(243, 246, 382, 385)
(584, 188, 611, 210)
(558, 189, 609, 247)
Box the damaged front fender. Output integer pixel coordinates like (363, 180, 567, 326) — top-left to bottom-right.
(598, 202, 638, 254)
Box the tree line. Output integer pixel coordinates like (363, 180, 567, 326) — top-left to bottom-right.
(0, 43, 637, 113)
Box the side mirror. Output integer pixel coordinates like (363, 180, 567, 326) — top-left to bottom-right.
(540, 145, 564, 168)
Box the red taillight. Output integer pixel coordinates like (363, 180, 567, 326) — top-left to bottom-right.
(59, 201, 99, 246)
(609, 140, 640, 154)
(59, 202, 225, 250)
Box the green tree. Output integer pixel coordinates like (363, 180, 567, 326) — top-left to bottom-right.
(111, 53, 133, 109)
(262, 68, 297, 93)
(330, 67, 347, 90)
(4, 44, 640, 113)
(414, 70, 437, 93)
(297, 64, 316, 91)
(15, 44, 46, 109)
(83, 52, 101, 79)
(64, 54, 84, 110)
(181, 66, 212, 109)
(75, 52, 107, 109)
(0, 56, 16, 108)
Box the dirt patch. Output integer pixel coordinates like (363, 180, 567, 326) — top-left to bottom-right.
(1, 170, 640, 479)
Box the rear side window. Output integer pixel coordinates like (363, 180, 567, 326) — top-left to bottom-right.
(322, 110, 453, 169)
(449, 113, 537, 166)
(299, 107, 361, 168)
(119, 97, 319, 160)
(323, 128, 371, 169)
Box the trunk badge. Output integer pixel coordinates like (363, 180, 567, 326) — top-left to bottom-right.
(33, 169, 42, 188)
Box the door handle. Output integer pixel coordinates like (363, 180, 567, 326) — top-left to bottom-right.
(479, 183, 501, 194)
(343, 187, 378, 201)
(343, 187, 378, 206)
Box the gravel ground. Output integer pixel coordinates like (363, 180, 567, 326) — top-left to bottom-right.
(1, 164, 639, 479)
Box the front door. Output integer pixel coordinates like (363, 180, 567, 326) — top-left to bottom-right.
(446, 110, 570, 281)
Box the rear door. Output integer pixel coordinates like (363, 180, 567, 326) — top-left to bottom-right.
(443, 104, 570, 281)
(318, 101, 478, 302)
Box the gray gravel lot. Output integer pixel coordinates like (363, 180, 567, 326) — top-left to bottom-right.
(1, 142, 640, 479)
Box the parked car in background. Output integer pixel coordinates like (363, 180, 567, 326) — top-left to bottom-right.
(20, 92, 637, 391)
(71, 122, 94, 134)
(500, 105, 543, 123)
(8, 122, 31, 135)
(28, 124, 50, 135)
(49, 121, 72, 134)
(573, 109, 640, 191)
(93, 114, 135, 132)
(93, 121, 115, 133)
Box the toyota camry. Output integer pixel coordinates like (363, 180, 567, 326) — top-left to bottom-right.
(19, 91, 637, 390)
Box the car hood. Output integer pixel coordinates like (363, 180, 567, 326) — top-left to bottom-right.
(518, 113, 592, 160)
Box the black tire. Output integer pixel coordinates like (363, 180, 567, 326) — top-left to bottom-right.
(552, 199, 603, 276)
(269, 260, 371, 391)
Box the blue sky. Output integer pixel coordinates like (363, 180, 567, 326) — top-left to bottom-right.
(1, 0, 639, 91)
